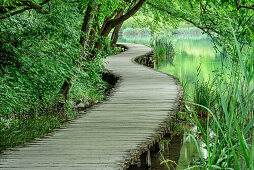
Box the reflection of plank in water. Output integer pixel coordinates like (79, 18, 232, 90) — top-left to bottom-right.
(0, 43, 182, 170)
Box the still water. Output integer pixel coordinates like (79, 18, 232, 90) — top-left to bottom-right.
(119, 34, 220, 169)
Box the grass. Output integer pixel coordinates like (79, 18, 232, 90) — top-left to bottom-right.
(150, 35, 175, 64)
(184, 29, 254, 169)
(158, 28, 254, 169)
(193, 65, 220, 116)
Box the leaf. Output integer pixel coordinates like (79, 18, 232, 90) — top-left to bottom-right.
(188, 134, 206, 166)
(247, 89, 254, 101)
(231, 25, 248, 83)
(192, 109, 207, 144)
(234, 113, 250, 167)
(243, 117, 254, 135)
(217, 78, 229, 126)
(229, 138, 240, 170)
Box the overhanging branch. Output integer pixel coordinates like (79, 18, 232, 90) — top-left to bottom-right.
(0, 0, 50, 19)
(99, 0, 146, 36)
(239, 5, 254, 10)
(146, 2, 220, 35)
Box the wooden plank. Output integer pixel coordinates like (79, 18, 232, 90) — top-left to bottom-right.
(0, 43, 182, 170)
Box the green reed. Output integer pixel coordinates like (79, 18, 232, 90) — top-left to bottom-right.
(150, 35, 175, 64)
(186, 29, 254, 169)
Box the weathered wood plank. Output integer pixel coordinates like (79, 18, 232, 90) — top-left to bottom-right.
(0, 43, 182, 170)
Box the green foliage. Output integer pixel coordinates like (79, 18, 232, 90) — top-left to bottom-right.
(0, 0, 82, 118)
(193, 65, 220, 115)
(187, 32, 254, 169)
(121, 9, 177, 35)
(0, 0, 122, 152)
(122, 27, 150, 36)
(146, 0, 254, 57)
(0, 115, 62, 152)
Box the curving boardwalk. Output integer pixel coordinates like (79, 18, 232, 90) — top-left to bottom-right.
(0, 43, 182, 170)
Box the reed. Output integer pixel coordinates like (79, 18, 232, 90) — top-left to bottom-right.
(186, 29, 254, 169)
(193, 65, 220, 116)
(150, 35, 175, 64)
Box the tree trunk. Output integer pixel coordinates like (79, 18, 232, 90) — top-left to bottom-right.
(89, 0, 146, 58)
(111, 23, 123, 48)
(99, 0, 146, 37)
(61, 0, 146, 102)
(60, 76, 78, 102)
(60, 2, 97, 102)
(110, 9, 124, 48)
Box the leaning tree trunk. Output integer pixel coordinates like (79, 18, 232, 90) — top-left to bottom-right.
(110, 9, 124, 48)
(111, 23, 123, 48)
(89, 0, 146, 59)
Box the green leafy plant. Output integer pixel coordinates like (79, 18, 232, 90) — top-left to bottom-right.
(186, 29, 254, 169)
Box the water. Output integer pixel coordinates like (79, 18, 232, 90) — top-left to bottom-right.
(118, 35, 151, 46)
(119, 34, 223, 99)
(119, 33, 220, 169)
(127, 123, 207, 170)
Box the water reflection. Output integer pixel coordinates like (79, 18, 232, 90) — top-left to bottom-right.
(127, 124, 204, 170)
(119, 34, 223, 98)
(118, 35, 151, 46)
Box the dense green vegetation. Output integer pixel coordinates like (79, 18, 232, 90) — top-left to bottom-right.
(1, 0, 253, 169)
(0, 0, 141, 151)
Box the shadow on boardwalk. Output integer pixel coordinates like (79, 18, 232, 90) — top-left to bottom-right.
(0, 43, 182, 170)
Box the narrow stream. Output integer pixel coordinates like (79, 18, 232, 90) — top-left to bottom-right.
(119, 32, 221, 169)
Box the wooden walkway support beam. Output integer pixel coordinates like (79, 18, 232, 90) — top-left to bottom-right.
(0, 43, 182, 170)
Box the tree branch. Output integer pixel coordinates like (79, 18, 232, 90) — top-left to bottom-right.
(18, 0, 49, 14)
(235, 0, 254, 10)
(239, 5, 254, 10)
(0, 7, 31, 19)
(146, 2, 220, 35)
(235, 0, 240, 11)
(0, 0, 50, 19)
(99, 0, 146, 36)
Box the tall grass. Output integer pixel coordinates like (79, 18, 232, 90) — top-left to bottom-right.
(186, 29, 254, 169)
(193, 65, 220, 116)
(150, 35, 175, 64)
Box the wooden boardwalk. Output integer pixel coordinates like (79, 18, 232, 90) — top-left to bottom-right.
(0, 43, 182, 170)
